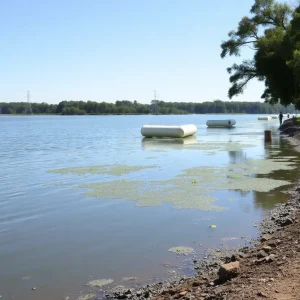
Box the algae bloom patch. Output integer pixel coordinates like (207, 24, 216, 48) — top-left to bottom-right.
(78, 178, 225, 211)
(77, 294, 96, 300)
(227, 158, 296, 176)
(168, 246, 195, 255)
(51, 157, 295, 212)
(48, 164, 156, 176)
(87, 278, 114, 287)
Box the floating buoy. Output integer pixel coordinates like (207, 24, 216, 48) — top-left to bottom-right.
(209, 225, 217, 228)
(206, 120, 236, 128)
(141, 124, 197, 138)
(258, 116, 271, 121)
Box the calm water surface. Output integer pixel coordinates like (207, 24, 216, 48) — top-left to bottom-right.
(0, 114, 299, 300)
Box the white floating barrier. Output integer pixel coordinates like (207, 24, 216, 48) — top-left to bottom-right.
(258, 116, 271, 120)
(141, 124, 197, 138)
(206, 119, 236, 128)
(271, 115, 279, 119)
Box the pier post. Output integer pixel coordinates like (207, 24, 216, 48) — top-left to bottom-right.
(264, 130, 272, 142)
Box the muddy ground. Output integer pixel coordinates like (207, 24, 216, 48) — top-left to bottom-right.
(102, 120, 300, 300)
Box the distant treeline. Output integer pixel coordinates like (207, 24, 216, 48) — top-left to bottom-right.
(0, 100, 297, 115)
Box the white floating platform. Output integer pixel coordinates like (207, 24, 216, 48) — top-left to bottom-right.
(141, 124, 197, 138)
(206, 119, 236, 128)
(258, 116, 271, 121)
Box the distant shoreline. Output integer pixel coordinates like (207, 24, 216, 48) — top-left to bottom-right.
(0, 100, 296, 115)
(0, 112, 281, 117)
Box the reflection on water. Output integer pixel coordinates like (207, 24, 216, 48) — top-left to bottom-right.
(228, 150, 248, 164)
(1, 115, 300, 300)
(141, 135, 198, 150)
(252, 138, 300, 210)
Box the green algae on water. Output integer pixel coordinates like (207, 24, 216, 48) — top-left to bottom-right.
(55, 156, 295, 211)
(87, 278, 114, 287)
(218, 177, 291, 192)
(142, 139, 255, 153)
(168, 246, 195, 255)
(78, 294, 96, 300)
(112, 285, 126, 293)
(48, 164, 156, 176)
(122, 277, 137, 282)
(185, 142, 255, 153)
(79, 178, 225, 211)
(227, 158, 296, 176)
(221, 237, 238, 242)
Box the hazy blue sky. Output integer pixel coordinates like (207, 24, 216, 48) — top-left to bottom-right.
(1, 0, 267, 104)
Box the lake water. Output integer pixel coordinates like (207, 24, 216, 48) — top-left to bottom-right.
(0, 114, 299, 300)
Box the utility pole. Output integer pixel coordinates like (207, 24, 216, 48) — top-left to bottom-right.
(152, 90, 159, 114)
(24, 90, 33, 115)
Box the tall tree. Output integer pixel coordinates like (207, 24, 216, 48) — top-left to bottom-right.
(220, 0, 300, 106)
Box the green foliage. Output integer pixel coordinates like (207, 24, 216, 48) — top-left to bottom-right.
(220, 0, 300, 107)
(0, 102, 57, 114)
(0, 100, 297, 115)
(294, 117, 300, 124)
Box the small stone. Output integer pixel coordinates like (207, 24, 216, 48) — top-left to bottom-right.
(265, 254, 276, 263)
(257, 250, 268, 259)
(192, 281, 201, 287)
(218, 261, 240, 282)
(262, 245, 272, 252)
(214, 286, 225, 294)
(261, 234, 273, 242)
(280, 218, 293, 226)
(32, 287, 36, 291)
(179, 291, 188, 296)
(257, 291, 267, 297)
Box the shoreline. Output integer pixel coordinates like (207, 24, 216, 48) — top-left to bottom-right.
(102, 121, 300, 300)
(0, 113, 292, 117)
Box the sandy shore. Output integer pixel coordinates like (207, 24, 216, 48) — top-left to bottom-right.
(103, 120, 300, 300)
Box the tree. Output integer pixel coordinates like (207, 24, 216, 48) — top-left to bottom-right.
(220, 0, 300, 107)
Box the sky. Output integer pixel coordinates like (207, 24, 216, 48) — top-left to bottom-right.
(0, 0, 268, 104)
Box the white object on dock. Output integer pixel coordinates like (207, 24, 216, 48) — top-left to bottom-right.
(206, 119, 236, 128)
(141, 124, 197, 138)
(258, 116, 271, 121)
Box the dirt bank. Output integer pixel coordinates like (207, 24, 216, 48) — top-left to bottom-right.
(103, 120, 300, 300)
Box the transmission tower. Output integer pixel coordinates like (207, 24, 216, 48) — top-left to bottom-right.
(24, 90, 33, 115)
(151, 90, 159, 114)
